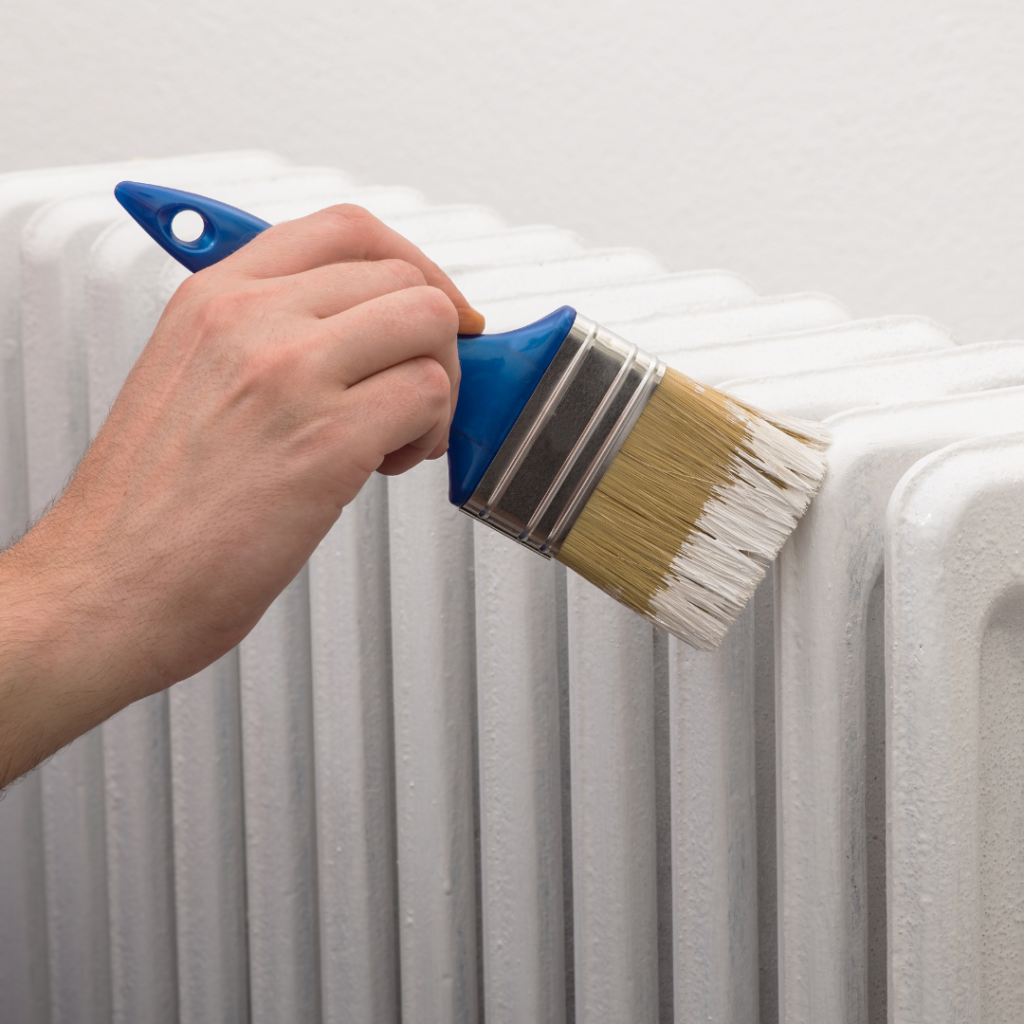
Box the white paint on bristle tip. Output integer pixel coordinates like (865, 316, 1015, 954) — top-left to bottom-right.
(648, 413, 829, 650)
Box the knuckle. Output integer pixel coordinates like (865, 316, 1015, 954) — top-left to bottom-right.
(165, 269, 224, 318)
(410, 357, 451, 404)
(380, 258, 427, 289)
(321, 203, 379, 237)
(409, 285, 459, 329)
(170, 271, 204, 303)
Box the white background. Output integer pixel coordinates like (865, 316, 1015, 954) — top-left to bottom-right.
(4, 0, 1024, 341)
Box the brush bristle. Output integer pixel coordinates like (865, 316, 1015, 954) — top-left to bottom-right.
(555, 367, 829, 650)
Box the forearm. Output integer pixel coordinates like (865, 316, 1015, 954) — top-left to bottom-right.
(0, 524, 144, 787)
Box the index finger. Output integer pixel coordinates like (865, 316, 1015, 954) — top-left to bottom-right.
(220, 203, 486, 335)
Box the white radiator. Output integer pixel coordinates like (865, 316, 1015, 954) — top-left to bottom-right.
(1, 151, 1023, 1024)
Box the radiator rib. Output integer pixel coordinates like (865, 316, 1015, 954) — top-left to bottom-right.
(389, 457, 480, 1024)
(567, 578, 660, 1021)
(474, 530, 566, 1024)
(886, 433, 1024, 1022)
(310, 476, 399, 1024)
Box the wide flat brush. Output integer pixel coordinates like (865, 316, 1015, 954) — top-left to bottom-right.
(115, 182, 829, 651)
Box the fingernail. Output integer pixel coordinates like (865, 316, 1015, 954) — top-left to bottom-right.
(458, 306, 485, 336)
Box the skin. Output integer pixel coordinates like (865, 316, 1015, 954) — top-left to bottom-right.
(0, 203, 485, 788)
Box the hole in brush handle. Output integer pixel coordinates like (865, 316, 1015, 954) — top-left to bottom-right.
(170, 209, 205, 243)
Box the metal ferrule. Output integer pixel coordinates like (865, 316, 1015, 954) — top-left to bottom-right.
(460, 313, 667, 556)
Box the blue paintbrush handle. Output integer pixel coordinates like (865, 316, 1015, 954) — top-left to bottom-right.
(114, 181, 272, 272)
(114, 181, 575, 506)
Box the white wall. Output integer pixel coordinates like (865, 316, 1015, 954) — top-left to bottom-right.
(4, 0, 1024, 341)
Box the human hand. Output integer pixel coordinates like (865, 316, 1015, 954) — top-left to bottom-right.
(0, 204, 483, 785)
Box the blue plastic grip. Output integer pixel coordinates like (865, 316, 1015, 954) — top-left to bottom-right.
(448, 306, 576, 506)
(114, 181, 271, 272)
(114, 182, 575, 509)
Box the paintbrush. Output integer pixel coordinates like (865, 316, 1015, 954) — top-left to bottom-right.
(115, 181, 828, 651)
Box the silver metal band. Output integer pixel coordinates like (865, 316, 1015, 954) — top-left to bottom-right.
(460, 312, 666, 556)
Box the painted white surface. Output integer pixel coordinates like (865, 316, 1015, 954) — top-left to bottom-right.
(670, 610, 758, 1024)
(567, 579, 659, 1023)
(38, 724, 109, 1024)
(715, 348, 1024, 1024)
(239, 570, 321, 1024)
(423, 225, 583, 269)
(886, 434, 1024, 1024)
(479, 270, 757, 333)
(722, 339, 1024, 420)
(544, 275, 871, 1024)
(451, 249, 664, 304)
(0, 772, 48, 1024)
(473, 529, 565, 1024)
(407, 227, 585, 275)
(167, 655, 248, 1024)
(662, 315, 954, 385)
(718, 337, 1024, 1024)
(379, 206, 507, 246)
(102, 695, 178, 1024)
(609, 293, 850, 351)
(775, 386, 1024, 1024)
(388, 456, 480, 1024)
(309, 475, 399, 1024)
